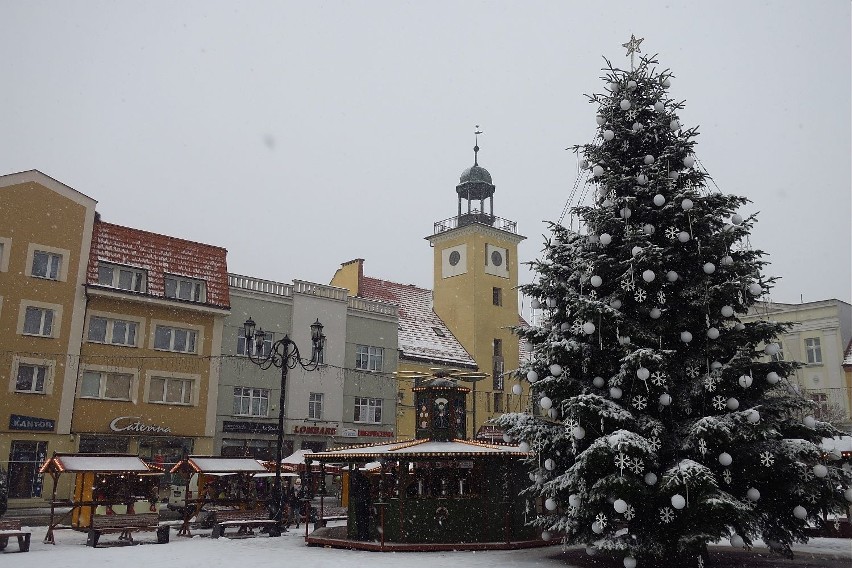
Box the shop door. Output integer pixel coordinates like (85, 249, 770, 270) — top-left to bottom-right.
(7, 440, 47, 498)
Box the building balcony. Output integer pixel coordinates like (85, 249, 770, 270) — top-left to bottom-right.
(433, 212, 518, 235)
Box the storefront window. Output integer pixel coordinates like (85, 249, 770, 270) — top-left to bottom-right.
(78, 435, 129, 454)
(7, 441, 47, 498)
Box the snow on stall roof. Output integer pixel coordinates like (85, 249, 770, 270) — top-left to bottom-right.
(359, 276, 477, 368)
(50, 455, 153, 473)
(281, 449, 313, 464)
(185, 457, 268, 473)
(312, 439, 529, 459)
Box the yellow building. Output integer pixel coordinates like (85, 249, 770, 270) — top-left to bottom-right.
(75, 220, 230, 469)
(332, 145, 529, 438)
(0, 171, 97, 506)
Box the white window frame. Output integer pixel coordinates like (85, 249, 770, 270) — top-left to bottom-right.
(354, 397, 382, 424)
(233, 387, 270, 417)
(144, 371, 199, 406)
(79, 367, 136, 401)
(236, 328, 272, 357)
(25, 243, 70, 282)
(86, 313, 142, 347)
(151, 322, 200, 354)
(9, 356, 55, 395)
(309, 392, 324, 420)
(355, 345, 384, 371)
(805, 337, 823, 365)
(164, 274, 207, 303)
(96, 261, 147, 293)
(0, 236, 11, 272)
(17, 300, 62, 338)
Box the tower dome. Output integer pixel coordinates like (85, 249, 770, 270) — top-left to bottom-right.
(459, 164, 493, 185)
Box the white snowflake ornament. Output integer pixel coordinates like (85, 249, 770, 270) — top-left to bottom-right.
(634, 288, 647, 302)
(760, 452, 775, 467)
(632, 395, 647, 410)
(660, 507, 675, 523)
(651, 371, 667, 387)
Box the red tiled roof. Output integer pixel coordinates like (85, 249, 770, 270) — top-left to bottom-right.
(87, 221, 230, 308)
(359, 276, 477, 368)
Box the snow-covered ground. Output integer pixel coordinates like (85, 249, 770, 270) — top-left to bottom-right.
(5, 522, 850, 567)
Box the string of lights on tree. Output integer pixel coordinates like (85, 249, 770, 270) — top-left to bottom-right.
(495, 37, 852, 567)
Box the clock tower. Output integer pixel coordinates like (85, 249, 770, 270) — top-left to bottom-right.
(426, 138, 525, 436)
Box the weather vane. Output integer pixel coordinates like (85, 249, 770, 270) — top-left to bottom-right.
(622, 34, 644, 70)
(474, 124, 483, 165)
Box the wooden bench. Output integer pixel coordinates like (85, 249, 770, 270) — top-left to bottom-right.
(86, 513, 170, 547)
(210, 509, 279, 538)
(0, 519, 31, 553)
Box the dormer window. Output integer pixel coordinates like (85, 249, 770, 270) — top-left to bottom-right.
(431, 327, 446, 337)
(98, 262, 146, 293)
(164, 274, 206, 302)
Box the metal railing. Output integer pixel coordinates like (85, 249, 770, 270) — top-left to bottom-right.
(433, 213, 518, 235)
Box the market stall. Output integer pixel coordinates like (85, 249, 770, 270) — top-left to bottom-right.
(168, 455, 271, 536)
(39, 453, 165, 545)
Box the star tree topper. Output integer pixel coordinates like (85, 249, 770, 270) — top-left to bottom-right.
(622, 34, 644, 69)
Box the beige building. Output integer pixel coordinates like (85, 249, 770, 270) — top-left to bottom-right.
(742, 299, 852, 430)
(0, 171, 97, 506)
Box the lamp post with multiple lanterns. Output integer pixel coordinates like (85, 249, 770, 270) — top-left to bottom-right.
(243, 316, 325, 535)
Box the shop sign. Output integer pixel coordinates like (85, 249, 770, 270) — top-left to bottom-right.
(222, 420, 279, 434)
(9, 414, 56, 432)
(341, 428, 358, 438)
(292, 425, 337, 436)
(358, 429, 393, 438)
(109, 416, 172, 434)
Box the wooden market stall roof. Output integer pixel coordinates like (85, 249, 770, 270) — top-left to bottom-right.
(310, 438, 531, 461)
(39, 453, 161, 474)
(169, 455, 268, 475)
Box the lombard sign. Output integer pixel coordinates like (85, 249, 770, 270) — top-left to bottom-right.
(109, 416, 172, 434)
(9, 414, 56, 432)
(292, 425, 337, 436)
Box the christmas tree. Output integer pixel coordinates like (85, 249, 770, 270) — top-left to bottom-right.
(496, 39, 852, 567)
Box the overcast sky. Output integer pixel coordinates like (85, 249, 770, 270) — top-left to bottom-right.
(2, 1, 849, 310)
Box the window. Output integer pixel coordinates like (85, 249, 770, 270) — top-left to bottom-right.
(493, 359, 504, 390)
(493, 338, 502, 357)
(771, 342, 785, 362)
(233, 387, 269, 416)
(154, 325, 197, 353)
(354, 397, 382, 423)
(493, 287, 503, 306)
(0, 237, 9, 272)
(431, 326, 445, 337)
(356, 345, 384, 371)
(97, 262, 146, 292)
(309, 392, 324, 420)
(80, 370, 133, 400)
(23, 306, 54, 336)
(164, 275, 206, 302)
(87, 316, 138, 346)
(31, 250, 62, 280)
(805, 337, 822, 364)
(16, 363, 48, 393)
(237, 328, 271, 357)
(493, 392, 504, 413)
(149, 376, 194, 405)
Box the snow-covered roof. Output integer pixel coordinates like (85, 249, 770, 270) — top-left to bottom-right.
(843, 340, 852, 367)
(281, 449, 313, 464)
(87, 220, 230, 309)
(359, 276, 477, 368)
(39, 454, 159, 474)
(310, 438, 530, 460)
(822, 436, 852, 457)
(170, 456, 268, 474)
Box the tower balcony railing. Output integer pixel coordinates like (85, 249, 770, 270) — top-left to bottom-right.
(433, 212, 518, 235)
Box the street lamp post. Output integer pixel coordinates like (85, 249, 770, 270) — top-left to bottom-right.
(243, 317, 325, 536)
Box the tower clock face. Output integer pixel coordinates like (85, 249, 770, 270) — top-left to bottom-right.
(485, 244, 509, 278)
(442, 244, 467, 278)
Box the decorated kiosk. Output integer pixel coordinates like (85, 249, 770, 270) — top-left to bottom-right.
(39, 453, 168, 546)
(168, 455, 276, 537)
(307, 374, 540, 551)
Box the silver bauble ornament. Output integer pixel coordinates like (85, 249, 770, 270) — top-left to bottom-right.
(653, 194, 666, 206)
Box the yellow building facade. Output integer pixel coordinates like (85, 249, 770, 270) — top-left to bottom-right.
(0, 171, 97, 506)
